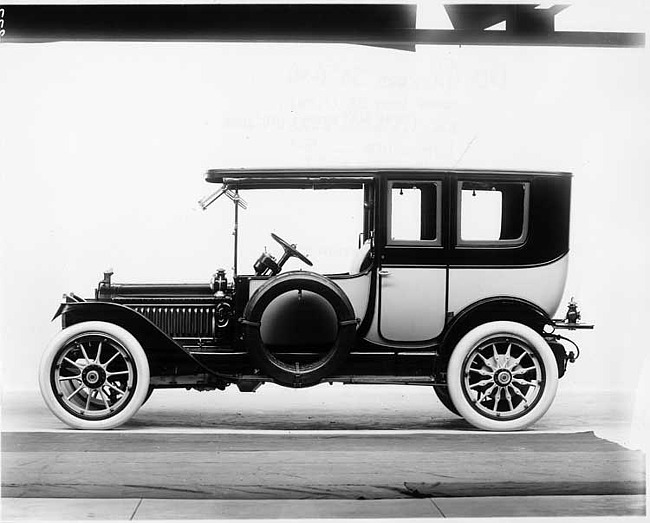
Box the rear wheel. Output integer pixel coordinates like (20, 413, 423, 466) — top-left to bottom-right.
(142, 386, 154, 406)
(39, 321, 150, 429)
(447, 321, 558, 431)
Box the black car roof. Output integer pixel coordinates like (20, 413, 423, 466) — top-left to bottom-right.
(206, 168, 572, 187)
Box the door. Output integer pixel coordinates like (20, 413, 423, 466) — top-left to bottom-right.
(378, 179, 447, 342)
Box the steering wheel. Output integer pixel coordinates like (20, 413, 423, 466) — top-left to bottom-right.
(271, 233, 313, 267)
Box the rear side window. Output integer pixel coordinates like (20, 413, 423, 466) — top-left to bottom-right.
(458, 181, 529, 246)
(388, 180, 441, 246)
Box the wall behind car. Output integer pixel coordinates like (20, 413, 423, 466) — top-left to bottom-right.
(1, 1, 648, 399)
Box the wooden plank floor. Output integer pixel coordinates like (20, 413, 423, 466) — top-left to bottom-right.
(2, 431, 645, 499)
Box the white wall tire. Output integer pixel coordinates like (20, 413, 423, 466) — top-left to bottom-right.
(39, 321, 150, 430)
(447, 321, 558, 431)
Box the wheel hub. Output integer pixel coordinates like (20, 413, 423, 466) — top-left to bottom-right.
(81, 365, 106, 389)
(495, 369, 512, 386)
(462, 337, 544, 421)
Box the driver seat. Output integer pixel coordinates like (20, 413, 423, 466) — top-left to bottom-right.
(348, 240, 372, 275)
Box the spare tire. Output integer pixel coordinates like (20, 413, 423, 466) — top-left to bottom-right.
(242, 271, 357, 387)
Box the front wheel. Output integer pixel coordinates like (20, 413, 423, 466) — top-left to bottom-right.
(39, 321, 150, 429)
(447, 321, 558, 431)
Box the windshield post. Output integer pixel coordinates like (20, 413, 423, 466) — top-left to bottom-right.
(233, 188, 240, 278)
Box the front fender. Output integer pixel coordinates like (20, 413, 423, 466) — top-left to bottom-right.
(53, 301, 202, 377)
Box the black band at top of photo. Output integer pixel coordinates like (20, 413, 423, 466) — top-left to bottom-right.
(0, 3, 644, 49)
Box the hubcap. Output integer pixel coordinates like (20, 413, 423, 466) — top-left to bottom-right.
(51, 334, 136, 419)
(495, 369, 512, 386)
(462, 337, 544, 420)
(81, 365, 106, 388)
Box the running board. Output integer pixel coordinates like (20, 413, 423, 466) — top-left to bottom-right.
(235, 375, 436, 387)
(150, 374, 437, 389)
(328, 376, 436, 385)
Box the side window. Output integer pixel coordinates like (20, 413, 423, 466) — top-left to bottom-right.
(388, 181, 441, 245)
(458, 181, 529, 246)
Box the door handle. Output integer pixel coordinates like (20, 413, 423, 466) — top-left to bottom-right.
(378, 269, 391, 277)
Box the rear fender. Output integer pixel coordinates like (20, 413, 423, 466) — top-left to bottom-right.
(53, 301, 202, 377)
(439, 297, 553, 367)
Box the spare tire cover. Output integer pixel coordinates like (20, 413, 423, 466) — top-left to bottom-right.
(242, 271, 357, 387)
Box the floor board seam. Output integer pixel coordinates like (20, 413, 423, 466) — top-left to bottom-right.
(429, 498, 446, 518)
(129, 498, 143, 520)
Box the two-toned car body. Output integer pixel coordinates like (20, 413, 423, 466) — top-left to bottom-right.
(39, 168, 591, 430)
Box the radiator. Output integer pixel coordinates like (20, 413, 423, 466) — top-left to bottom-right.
(132, 305, 218, 338)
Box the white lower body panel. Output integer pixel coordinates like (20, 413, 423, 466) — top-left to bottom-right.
(447, 255, 569, 318)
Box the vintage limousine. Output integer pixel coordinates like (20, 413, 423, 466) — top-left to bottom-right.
(39, 168, 591, 430)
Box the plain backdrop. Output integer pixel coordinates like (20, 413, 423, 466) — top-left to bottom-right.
(1, 1, 649, 401)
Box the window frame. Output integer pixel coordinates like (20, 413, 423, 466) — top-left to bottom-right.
(456, 180, 530, 248)
(386, 179, 442, 247)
